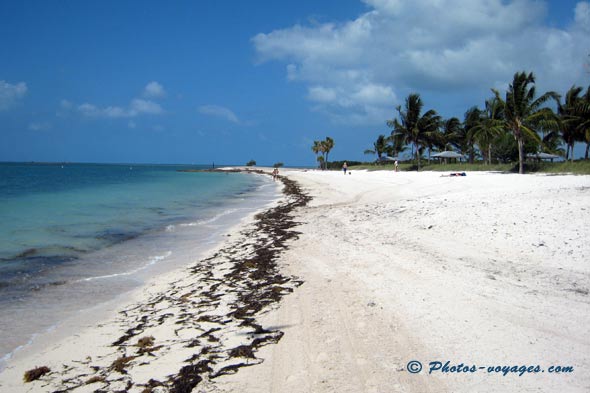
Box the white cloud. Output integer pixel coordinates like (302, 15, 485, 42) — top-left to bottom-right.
(575, 2, 590, 29)
(76, 99, 163, 118)
(60, 99, 73, 110)
(78, 103, 101, 117)
(130, 99, 163, 115)
(253, 0, 590, 123)
(103, 106, 128, 118)
(142, 81, 166, 99)
(0, 80, 27, 110)
(307, 83, 396, 124)
(28, 122, 51, 131)
(198, 105, 240, 124)
(308, 86, 338, 103)
(71, 82, 165, 121)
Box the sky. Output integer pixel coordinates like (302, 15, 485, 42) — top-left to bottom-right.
(1, 0, 589, 166)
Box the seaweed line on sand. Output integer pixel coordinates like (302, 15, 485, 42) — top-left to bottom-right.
(25, 172, 310, 393)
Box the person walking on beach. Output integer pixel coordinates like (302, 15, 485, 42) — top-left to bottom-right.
(342, 162, 348, 174)
(394, 160, 399, 172)
(272, 167, 279, 181)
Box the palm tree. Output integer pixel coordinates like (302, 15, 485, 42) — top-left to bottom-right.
(582, 86, 590, 159)
(493, 71, 559, 174)
(390, 132, 408, 157)
(317, 155, 325, 169)
(469, 98, 505, 165)
(442, 117, 463, 151)
(311, 140, 324, 169)
(311, 137, 335, 169)
(364, 134, 393, 161)
(463, 106, 482, 164)
(557, 85, 585, 162)
(388, 93, 440, 170)
(423, 121, 444, 164)
(323, 137, 335, 167)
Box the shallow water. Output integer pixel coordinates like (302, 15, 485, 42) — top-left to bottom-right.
(0, 163, 280, 366)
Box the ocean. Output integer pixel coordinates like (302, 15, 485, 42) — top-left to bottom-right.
(0, 162, 280, 367)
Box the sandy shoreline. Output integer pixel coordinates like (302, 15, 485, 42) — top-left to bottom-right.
(219, 169, 589, 393)
(0, 172, 309, 392)
(1, 169, 589, 392)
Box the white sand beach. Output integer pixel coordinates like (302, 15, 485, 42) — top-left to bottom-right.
(1, 169, 589, 393)
(219, 169, 590, 393)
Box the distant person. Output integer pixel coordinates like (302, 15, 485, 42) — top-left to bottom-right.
(272, 167, 279, 181)
(441, 172, 466, 177)
(394, 160, 399, 172)
(342, 162, 348, 175)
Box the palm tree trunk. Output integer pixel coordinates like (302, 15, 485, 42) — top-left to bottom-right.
(570, 142, 575, 162)
(517, 137, 525, 174)
(488, 143, 492, 165)
(585, 142, 589, 160)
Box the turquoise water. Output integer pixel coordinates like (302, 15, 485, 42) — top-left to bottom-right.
(0, 162, 279, 365)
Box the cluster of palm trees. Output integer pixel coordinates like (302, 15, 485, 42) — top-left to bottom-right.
(366, 71, 590, 174)
(311, 137, 335, 169)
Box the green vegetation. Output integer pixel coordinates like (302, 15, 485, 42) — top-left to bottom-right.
(356, 71, 589, 174)
(388, 93, 441, 170)
(246, 160, 256, 167)
(273, 162, 284, 168)
(493, 72, 560, 173)
(328, 160, 363, 170)
(311, 137, 335, 170)
(528, 160, 590, 174)
(349, 160, 590, 174)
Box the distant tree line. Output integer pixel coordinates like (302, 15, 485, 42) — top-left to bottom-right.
(365, 71, 590, 174)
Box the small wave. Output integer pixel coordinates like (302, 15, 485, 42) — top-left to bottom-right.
(0, 324, 58, 371)
(78, 251, 172, 282)
(165, 225, 175, 232)
(178, 222, 198, 227)
(179, 208, 240, 227)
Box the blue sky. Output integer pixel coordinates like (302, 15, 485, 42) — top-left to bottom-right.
(1, 0, 589, 165)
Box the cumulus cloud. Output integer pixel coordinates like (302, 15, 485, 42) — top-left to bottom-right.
(142, 81, 166, 98)
(198, 105, 240, 124)
(0, 80, 27, 110)
(68, 82, 165, 121)
(75, 98, 163, 118)
(76, 99, 163, 118)
(575, 2, 590, 29)
(130, 98, 163, 115)
(253, 0, 590, 123)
